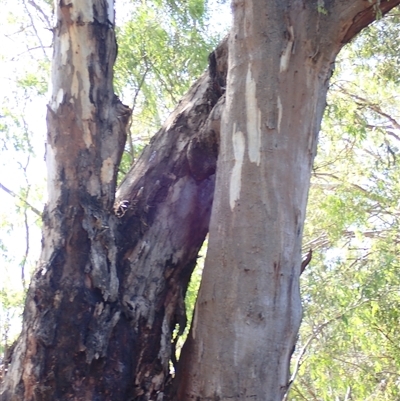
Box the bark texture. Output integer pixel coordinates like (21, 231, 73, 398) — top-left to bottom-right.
(175, 2, 400, 401)
(1, 1, 227, 400)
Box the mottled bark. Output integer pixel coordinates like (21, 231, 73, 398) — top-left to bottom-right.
(175, 1, 400, 401)
(1, 0, 227, 399)
(110, 40, 227, 400)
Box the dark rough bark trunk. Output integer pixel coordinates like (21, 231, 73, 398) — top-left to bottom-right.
(1, 1, 227, 399)
(110, 40, 227, 400)
(1, 1, 400, 401)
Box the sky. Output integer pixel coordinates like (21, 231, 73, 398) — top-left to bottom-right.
(0, 1, 51, 295)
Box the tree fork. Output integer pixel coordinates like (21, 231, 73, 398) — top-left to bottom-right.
(1, 1, 227, 399)
(2, 0, 400, 400)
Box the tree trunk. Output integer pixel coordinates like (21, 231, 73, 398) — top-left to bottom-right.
(175, 1, 400, 401)
(0, 2, 227, 400)
(1, 1, 400, 401)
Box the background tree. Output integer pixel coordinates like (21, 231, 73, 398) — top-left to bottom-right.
(290, 11, 400, 400)
(0, 0, 52, 369)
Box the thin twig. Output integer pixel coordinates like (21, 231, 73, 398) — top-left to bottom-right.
(128, 66, 150, 163)
(344, 386, 352, 401)
(22, 192, 30, 291)
(0, 182, 42, 217)
(23, 0, 49, 60)
(337, 85, 400, 130)
(27, 0, 52, 29)
(11, 45, 52, 61)
(283, 297, 371, 400)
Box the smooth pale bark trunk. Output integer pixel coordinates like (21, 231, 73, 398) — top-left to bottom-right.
(176, 1, 400, 401)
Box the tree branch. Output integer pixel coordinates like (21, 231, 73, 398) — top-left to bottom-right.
(341, 0, 400, 44)
(284, 297, 372, 400)
(0, 182, 42, 217)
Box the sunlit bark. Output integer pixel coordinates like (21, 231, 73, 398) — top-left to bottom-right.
(176, 1, 400, 400)
(0, 1, 226, 399)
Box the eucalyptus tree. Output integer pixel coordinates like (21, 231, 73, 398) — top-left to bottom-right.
(289, 13, 400, 400)
(2, 1, 400, 401)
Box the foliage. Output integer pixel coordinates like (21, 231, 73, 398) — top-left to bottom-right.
(289, 9, 400, 401)
(114, 0, 220, 174)
(0, 0, 51, 362)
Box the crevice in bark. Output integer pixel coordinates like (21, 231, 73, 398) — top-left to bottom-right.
(112, 38, 228, 400)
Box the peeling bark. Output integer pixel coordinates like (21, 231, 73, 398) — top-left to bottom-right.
(111, 39, 227, 400)
(0, 2, 227, 400)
